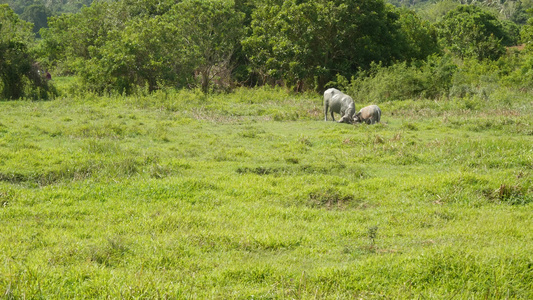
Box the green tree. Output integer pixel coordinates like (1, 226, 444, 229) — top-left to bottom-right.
(169, 0, 245, 92)
(242, 0, 436, 92)
(416, 0, 460, 23)
(231, 0, 259, 86)
(0, 3, 33, 42)
(436, 5, 518, 60)
(0, 0, 96, 15)
(520, 8, 533, 51)
(41, 1, 175, 93)
(396, 8, 441, 61)
(39, 1, 127, 71)
(40, 0, 244, 94)
(79, 15, 195, 94)
(20, 3, 51, 36)
(0, 0, 33, 15)
(0, 4, 53, 99)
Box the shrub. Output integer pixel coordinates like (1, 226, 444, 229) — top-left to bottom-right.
(337, 54, 456, 102)
(0, 5, 56, 100)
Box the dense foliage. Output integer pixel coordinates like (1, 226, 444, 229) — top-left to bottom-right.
(0, 0, 95, 36)
(0, 4, 54, 99)
(436, 5, 519, 60)
(33, 0, 440, 94)
(0, 0, 533, 98)
(242, 0, 437, 91)
(38, 0, 244, 94)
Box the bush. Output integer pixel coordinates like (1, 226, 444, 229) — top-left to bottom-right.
(0, 5, 56, 100)
(336, 54, 456, 102)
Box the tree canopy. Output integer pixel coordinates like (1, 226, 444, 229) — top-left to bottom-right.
(436, 5, 519, 60)
(3, 0, 533, 98)
(38, 0, 244, 94)
(242, 0, 438, 91)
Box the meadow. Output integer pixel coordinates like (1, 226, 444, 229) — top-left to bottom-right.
(0, 86, 532, 298)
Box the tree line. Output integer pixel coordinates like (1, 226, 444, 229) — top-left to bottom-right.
(0, 0, 96, 36)
(1, 0, 533, 99)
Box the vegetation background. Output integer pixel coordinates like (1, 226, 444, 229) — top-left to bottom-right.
(0, 0, 532, 298)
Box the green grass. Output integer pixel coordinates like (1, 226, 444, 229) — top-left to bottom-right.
(1, 87, 532, 298)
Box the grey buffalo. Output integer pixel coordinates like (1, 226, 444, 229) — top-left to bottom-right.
(354, 105, 381, 124)
(323, 88, 356, 123)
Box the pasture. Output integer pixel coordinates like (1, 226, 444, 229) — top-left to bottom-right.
(0, 87, 532, 298)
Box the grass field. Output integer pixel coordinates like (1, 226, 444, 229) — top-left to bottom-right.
(1, 86, 532, 298)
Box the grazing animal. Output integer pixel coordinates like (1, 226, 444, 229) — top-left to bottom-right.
(354, 105, 381, 124)
(323, 88, 356, 123)
(337, 114, 354, 124)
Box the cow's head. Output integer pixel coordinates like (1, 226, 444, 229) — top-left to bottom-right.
(353, 112, 362, 123)
(338, 115, 353, 124)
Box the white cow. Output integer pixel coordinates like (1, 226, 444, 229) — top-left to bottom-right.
(323, 88, 356, 123)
